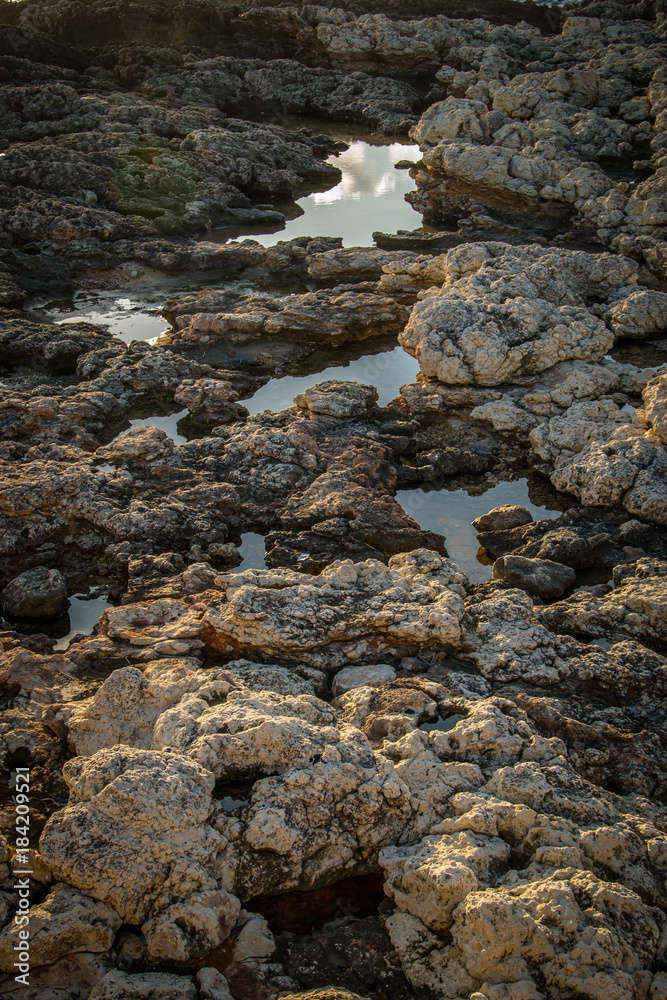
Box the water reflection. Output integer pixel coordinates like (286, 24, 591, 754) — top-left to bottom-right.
(397, 478, 572, 584)
(36, 291, 171, 344)
(213, 141, 422, 248)
(246, 345, 418, 413)
(54, 593, 111, 651)
(238, 532, 267, 570)
(125, 409, 190, 445)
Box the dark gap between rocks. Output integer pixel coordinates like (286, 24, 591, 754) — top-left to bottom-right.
(247, 873, 387, 933)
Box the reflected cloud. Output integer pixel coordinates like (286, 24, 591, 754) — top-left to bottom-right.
(254, 139, 419, 247)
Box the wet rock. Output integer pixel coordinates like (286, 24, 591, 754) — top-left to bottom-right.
(173, 378, 248, 427)
(472, 505, 533, 532)
(0, 316, 115, 372)
(0, 567, 68, 619)
(164, 283, 412, 356)
(475, 507, 667, 575)
(492, 555, 576, 600)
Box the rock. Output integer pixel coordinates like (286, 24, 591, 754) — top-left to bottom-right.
(1, 4, 667, 998)
(399, 244, 635, 386)
(452, 870, 659, 996)
(472, 505, 533, 532)
(196, 968, 233, 1000)
(331, 664, 397, 697)
(173, 378, 248, 427)
(405, 17, 667, 278)
(492, 555, 576, 600)
(0, 883, 121, 971)
(0, 567, 68, 619)
(644, 372, 667, 445)
(294, 381, 378, 418)
(88, 970, 197, 1000)
(279, 992, 370, 1000)
(39, 747, 238, 961)
(199, 550, 466, 667)
(539, 557, 667, 648)
(461, 589, 583, 685)
(380, 830, 510, 934)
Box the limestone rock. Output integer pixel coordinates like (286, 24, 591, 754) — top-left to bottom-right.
(39, 747, 236, 960)
(294, 381, 378, 418)
(200, 550, 467, 667)
(462, 589, 583, 685)
(380, 830, 510, 934)
(452, 870, 659, 996)
(539, 558, 667, 647)
(399, 244, 633, 386)
(0, 883, 121, 971)
(331, 664, 397, 697)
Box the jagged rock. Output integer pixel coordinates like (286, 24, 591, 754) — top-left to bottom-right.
(0, 4, 666, 998)
(461, 589, 583, 685)
(380, 831, 510, 934)
(197, 968, 234, 1000)
(399, 244, 637, 386)
(279, 992, 369, 1000)
(452, 869, 659, 996)
(0, 567, 68, 619)
(39, 747, 239, 961)
(173, 378, 248, 427)
(539, 557, 667, 648)
(0, 883, 121, 971)
(294, 381, 378, 418)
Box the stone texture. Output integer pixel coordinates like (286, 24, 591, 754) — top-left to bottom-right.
(0, 568, 68, 619)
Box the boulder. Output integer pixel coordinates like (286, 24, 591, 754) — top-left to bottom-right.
(492, 555, 576, 600)
(0, 567, 68, 619)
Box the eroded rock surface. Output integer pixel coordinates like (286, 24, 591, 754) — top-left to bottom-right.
(1, 1, 666, 999)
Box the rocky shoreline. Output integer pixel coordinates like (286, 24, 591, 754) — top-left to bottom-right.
(0, 0, 666, 998)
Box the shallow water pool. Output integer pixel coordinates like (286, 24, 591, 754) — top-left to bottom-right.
(54, 593, 112, 651)
(211, 140, 424, 248)
(397, 477, 572, 584)
(44, 291, 171, 344)
(246, 345, 418, 413)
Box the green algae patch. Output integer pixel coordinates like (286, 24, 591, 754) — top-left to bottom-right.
(109, 147, 200, 231)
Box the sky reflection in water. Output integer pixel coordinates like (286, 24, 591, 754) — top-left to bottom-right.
(239, 141, 421, 248)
